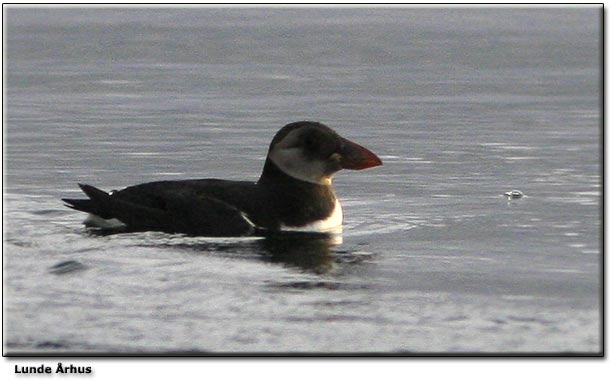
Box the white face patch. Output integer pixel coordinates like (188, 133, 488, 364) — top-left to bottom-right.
(268, 146, 334, 185)
(267, 128, 339, 185)
(269, 128, 345, 186)
(280, 199, 343, 233)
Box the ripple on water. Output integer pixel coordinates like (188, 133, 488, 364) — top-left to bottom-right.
(48, 260, 87, 275)
(344, 215, 418, 237)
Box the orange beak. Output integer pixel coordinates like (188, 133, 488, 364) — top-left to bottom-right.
(338, 137, 383, 170)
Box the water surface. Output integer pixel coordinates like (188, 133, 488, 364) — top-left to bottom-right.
(3, 7, 601, 354)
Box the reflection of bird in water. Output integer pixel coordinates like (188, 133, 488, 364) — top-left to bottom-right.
(87, 229, 371, 274)
(125, 232, 344, 274)
(258, 232, 343, 274)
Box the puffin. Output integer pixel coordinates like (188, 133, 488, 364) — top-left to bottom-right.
(62, 121, 382, 237)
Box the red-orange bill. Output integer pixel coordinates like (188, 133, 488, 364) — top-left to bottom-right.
(339, 138, 383, 170)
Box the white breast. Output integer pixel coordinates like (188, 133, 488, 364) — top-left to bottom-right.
(280, 199, 343, 233)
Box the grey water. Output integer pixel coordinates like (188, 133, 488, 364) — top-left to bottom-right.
(3, 7, 601, 354)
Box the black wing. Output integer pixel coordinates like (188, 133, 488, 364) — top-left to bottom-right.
(63, 181, 259, 236)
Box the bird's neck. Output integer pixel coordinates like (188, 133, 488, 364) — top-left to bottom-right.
(258, 159, 332, 191)
(258, 159, 339, 229)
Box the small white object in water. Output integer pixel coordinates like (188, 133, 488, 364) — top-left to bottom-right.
(504, 190, 524, 199)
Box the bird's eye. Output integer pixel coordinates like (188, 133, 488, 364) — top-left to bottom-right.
(303, 136, 316, 149)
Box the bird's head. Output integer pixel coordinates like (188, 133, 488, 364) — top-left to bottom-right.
(265, 121, 382, 185)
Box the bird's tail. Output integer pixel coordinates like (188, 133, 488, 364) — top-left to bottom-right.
(62, 183, 112, 218)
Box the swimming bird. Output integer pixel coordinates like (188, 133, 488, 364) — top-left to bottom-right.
(62, 121, 382, 236)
